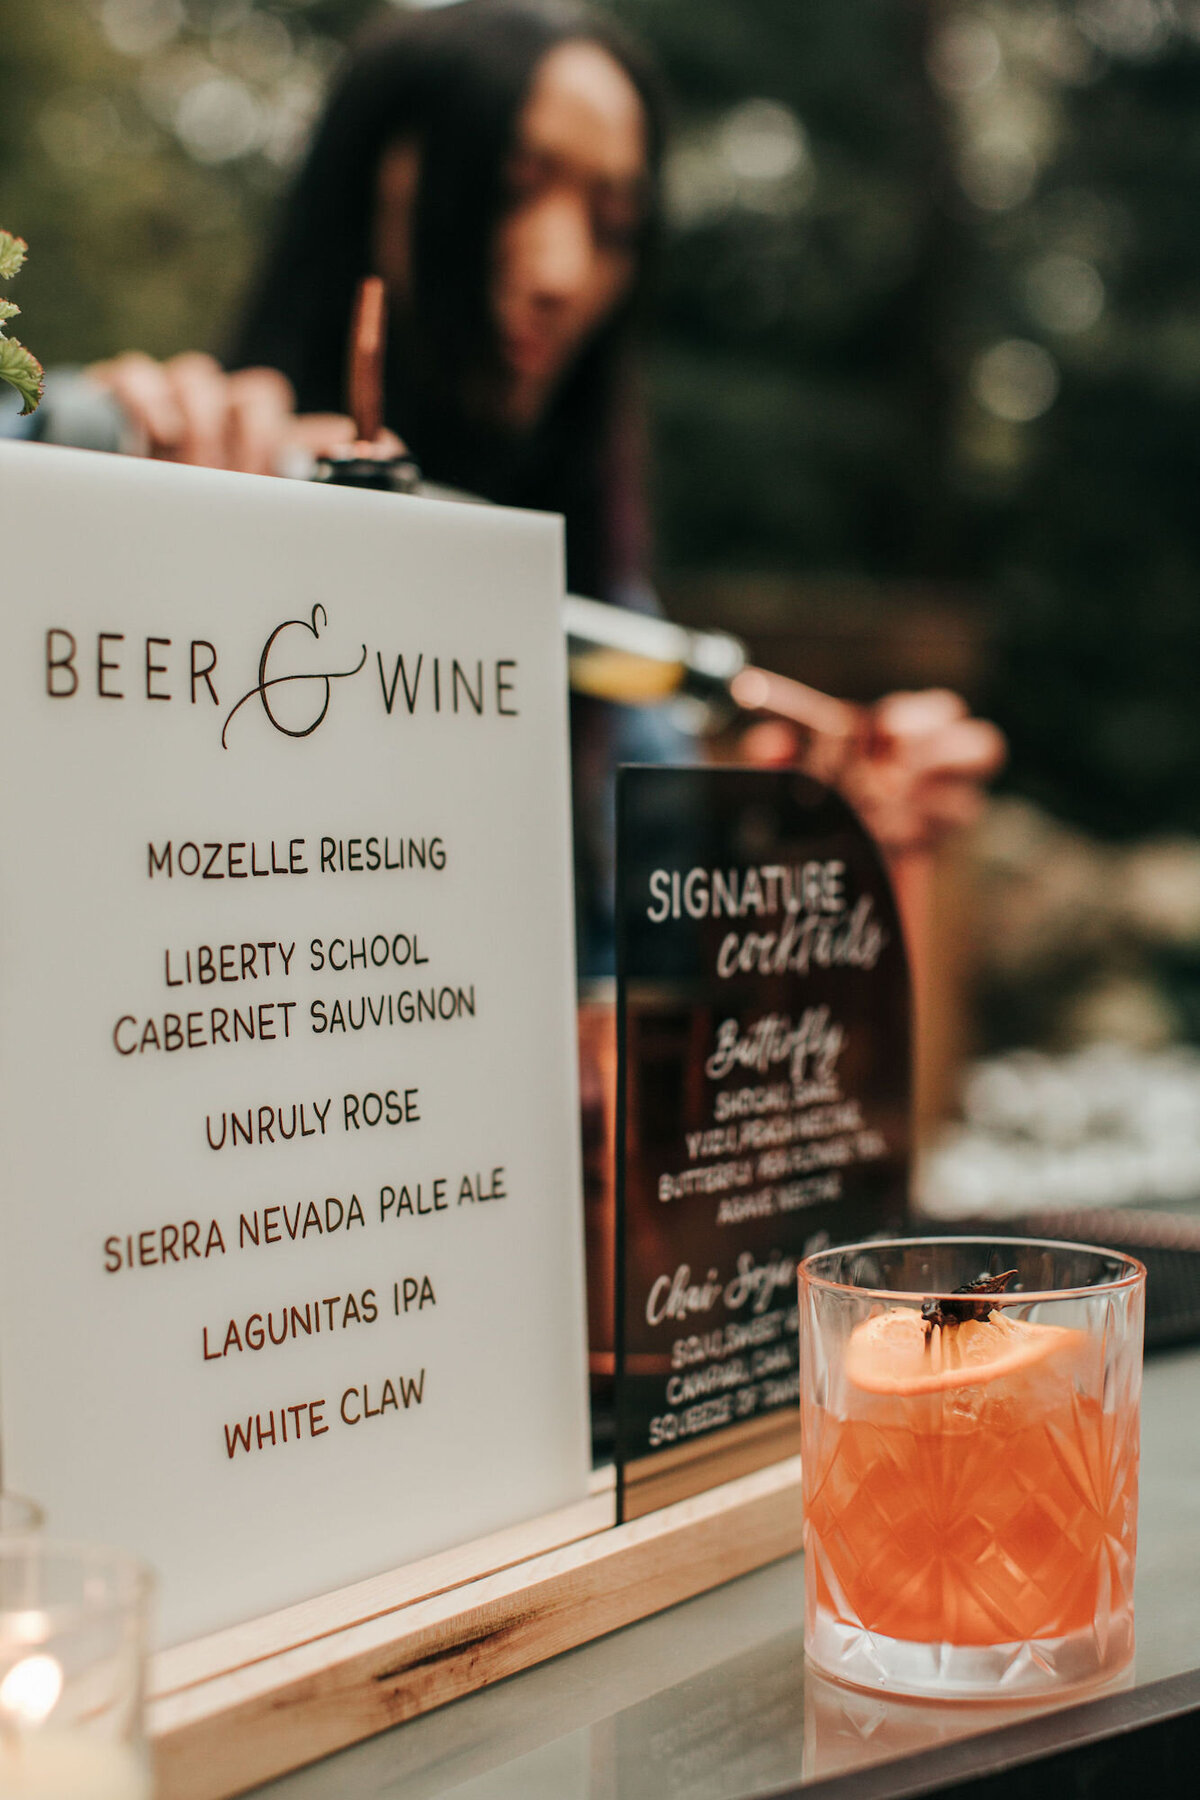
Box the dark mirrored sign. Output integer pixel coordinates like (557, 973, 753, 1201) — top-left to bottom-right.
(615, 766, 910, 1520)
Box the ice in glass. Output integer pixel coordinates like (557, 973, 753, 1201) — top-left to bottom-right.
(799, 1238, 1145, 1699)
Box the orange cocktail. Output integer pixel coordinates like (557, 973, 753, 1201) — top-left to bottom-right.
(799, 1239, 1144, 1699)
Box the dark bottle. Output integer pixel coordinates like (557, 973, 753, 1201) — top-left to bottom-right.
(312, 445, 421, 494)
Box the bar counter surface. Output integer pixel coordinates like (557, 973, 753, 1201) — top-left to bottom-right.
(247, 1335, 1200, 1798)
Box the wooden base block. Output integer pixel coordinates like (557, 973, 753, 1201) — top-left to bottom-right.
(149, 1456, 804, 1800)
(620, 1411, 803, 1519)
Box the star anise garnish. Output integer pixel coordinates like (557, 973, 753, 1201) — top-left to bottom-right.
(921, 1269, 1018, 1333)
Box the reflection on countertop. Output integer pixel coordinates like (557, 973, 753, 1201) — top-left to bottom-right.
(252, 1345, 1200, 1800)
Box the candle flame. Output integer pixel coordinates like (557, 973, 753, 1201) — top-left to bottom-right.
(0, 1654, 62, 1724)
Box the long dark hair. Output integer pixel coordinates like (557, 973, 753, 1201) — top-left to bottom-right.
(232, 0, 664, 597)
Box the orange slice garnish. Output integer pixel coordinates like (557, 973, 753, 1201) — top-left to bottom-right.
(844, 1306, 1076, 1395)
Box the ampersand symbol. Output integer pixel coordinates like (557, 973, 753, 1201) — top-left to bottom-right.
(222, 606, 367, 748)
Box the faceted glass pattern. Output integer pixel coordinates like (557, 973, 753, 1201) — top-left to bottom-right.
(800, 1238, 1145, 1699)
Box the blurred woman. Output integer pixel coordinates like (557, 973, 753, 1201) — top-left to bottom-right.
(14, 0, 1003, 964)
(98, 0, 663, 611)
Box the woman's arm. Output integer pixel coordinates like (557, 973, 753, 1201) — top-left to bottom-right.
(85, 351, 372, 473)
(742, 690, 1006, 855)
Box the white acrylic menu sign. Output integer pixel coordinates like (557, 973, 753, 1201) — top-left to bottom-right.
(0, 443, 589, 1643)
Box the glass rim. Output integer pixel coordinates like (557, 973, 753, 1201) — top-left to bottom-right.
(799, 1234, 1147, 1305)
(0, 1538, 154, 1632)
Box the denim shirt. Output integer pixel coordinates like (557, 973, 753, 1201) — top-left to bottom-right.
(1, 370, 128, 449)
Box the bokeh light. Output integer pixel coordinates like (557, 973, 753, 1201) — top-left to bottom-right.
(971, 338, 1060, 422)
(928, 17, 1003, 95)
(174, 74, 264, 163)
(667, 98, 813, 228)
(960, 131, 1038, 211)
(719, 100, 808, 185)
(1025, 252, 1106, 333)
(100, 0, 185, 59)
(1076, 0, 1174, 60)
(0, 1655, 63, 1726)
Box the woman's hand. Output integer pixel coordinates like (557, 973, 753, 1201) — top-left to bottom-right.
(842, 689, 1007, 853)
(85, 351, 398, 474)
(741, 689, 1007, 854)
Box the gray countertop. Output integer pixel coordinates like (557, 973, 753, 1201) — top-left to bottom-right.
(251, 1345, 1200, 1799)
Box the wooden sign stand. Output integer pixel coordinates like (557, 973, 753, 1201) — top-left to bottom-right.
(149, 1457, 804, 1799)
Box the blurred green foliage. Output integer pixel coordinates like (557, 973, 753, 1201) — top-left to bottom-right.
(614, 0, 964, 581)
(0, 1, 374, 364)
(0, 230, 45, 413)
(3, 1, 1200, 846)
(622, 0, 1200, 848)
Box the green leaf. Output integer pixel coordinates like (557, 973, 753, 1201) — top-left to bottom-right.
(0, 336, 44, 415)
(0, 230, 28, 283)
(0, 299, 18, 324)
